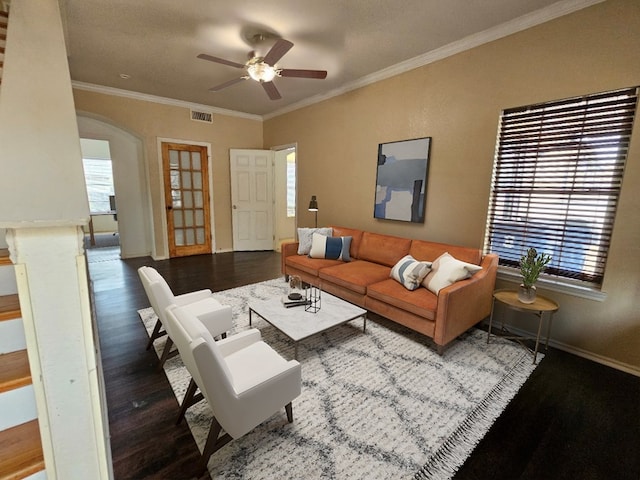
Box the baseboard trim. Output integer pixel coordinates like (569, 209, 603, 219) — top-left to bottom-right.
(151, 249, 234, 261)
(484, 321, 640, 377)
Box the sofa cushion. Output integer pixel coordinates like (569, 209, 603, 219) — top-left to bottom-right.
(367, 279, 437, 320)
(319, 260, 391, 295)
(309, 233, 352, 261)
(331, 226, 364, 259)
(422, 252, 483, 294)
(409, 239, 481, 265)
(390, 255, 432, 290)
(285, 254, 343, 276)
(358, 232, 412, 267)
(297, 227, 332, 255)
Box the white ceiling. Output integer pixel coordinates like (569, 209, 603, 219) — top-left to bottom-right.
(60, 0, 600, 118)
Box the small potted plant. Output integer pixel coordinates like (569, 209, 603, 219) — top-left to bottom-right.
(518, 247, 552, 303)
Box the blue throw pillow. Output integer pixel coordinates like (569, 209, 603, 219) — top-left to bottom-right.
(309, 233, 352, 261)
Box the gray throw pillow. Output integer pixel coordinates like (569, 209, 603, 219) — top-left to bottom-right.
(297, 227, 332, 255)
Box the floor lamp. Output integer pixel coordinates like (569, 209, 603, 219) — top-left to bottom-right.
(308, 195, 318, 228)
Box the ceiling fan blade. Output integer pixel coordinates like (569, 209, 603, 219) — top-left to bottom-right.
(263, 38, 294, 65)
(279, 69, 327, 79)
(197, 53, 246, 69)
(261, 81, 281, 100)
(209, 77, 247, 92)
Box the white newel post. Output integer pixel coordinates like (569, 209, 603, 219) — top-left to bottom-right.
(7, 227, 110, 479)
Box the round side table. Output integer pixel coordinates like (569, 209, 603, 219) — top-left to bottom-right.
(487, 288, 559, 364)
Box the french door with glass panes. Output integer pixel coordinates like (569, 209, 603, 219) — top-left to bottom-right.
(161, 142, 212, 257)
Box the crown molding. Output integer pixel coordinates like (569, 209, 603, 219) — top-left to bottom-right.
(263, 0, 604, 120)
(71, 81, 263, 122)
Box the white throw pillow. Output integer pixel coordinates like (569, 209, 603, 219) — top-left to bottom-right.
(297, 227, 332, 255)
(309, 233, 352, 261)
(422, 252, 482, 294)
(390, 255, 432, 290)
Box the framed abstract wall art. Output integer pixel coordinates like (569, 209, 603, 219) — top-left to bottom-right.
(374, 137, 431, 223)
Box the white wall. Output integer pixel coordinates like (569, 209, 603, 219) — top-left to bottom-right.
(0, 0, 89, 227)
(77, 115, 152, 258)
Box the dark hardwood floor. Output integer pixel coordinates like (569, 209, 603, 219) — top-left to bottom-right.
(87, 248, 639, 480)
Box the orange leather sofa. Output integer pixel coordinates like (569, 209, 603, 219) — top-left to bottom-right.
(281, 226, 499, 352)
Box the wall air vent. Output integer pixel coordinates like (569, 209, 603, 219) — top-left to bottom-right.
(190, 109, 213, 124)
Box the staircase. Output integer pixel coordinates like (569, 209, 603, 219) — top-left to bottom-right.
(0, 10, 46, 476)
(0, 245, 46, 479)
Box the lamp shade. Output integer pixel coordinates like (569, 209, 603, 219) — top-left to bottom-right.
(308, 195, 318, 211)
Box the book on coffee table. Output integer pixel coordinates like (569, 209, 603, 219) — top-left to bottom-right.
(281, 295, 310, 308)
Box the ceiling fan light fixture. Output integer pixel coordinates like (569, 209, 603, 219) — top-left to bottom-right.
(198, 37, 327, 100)
(247, 62, 277, 82)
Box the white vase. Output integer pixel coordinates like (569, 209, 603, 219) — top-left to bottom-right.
(518, 284, 537, 304)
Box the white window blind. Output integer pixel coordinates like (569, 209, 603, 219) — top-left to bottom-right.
(484, 87, 638, 286)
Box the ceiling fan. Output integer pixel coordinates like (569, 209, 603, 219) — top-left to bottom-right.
(197, 36, 328, 100)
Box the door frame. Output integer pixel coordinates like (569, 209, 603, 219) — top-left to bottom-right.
(271, 143, 297, 251)
(157, 137, 215, 257)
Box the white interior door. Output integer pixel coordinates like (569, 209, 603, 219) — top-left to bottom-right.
(230, 149, 274, 251)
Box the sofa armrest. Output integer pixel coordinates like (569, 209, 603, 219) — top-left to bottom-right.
(433, 253, 498, 347)
(281, 241, 300, 275)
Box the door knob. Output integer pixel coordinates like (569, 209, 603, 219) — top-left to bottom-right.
(233, 205, 237, 209)
(166, 205, 173, 210)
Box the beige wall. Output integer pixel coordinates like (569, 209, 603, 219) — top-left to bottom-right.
(264, 0, 640, 370)
(73, 89, 263, 257)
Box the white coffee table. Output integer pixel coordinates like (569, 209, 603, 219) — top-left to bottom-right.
(248, 291, 367, 359)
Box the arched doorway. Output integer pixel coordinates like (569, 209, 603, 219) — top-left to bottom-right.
(76, 114, 152, 258)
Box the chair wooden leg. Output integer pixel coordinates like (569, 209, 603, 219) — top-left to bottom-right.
(176, 378, 204, 425)
(285, 402, 293, 423)
(157, 337, 174, 370)
(197, 416, 233, 476)
(146, 319, 166, 350)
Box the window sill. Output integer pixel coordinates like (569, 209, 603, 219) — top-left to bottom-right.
(496, 267, 607, 302)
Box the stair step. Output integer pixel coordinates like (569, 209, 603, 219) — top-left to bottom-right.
(0, 350, 31, 394)
(0, 420, 45, 480)
(0, 248, 10, 266)
(0, 294, 20, 321)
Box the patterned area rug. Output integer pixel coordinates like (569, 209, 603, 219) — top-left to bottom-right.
(139, 278, 541, 479)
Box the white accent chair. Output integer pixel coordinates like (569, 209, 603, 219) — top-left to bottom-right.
(165, 303, 216, 424)
(168, 304, 302, 475)
(137, 266, 233, 368)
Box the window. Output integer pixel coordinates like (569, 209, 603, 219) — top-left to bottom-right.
(82, 158, 115, 213)
(484, 87, 638, 287)
(286, 151, 296, 217)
